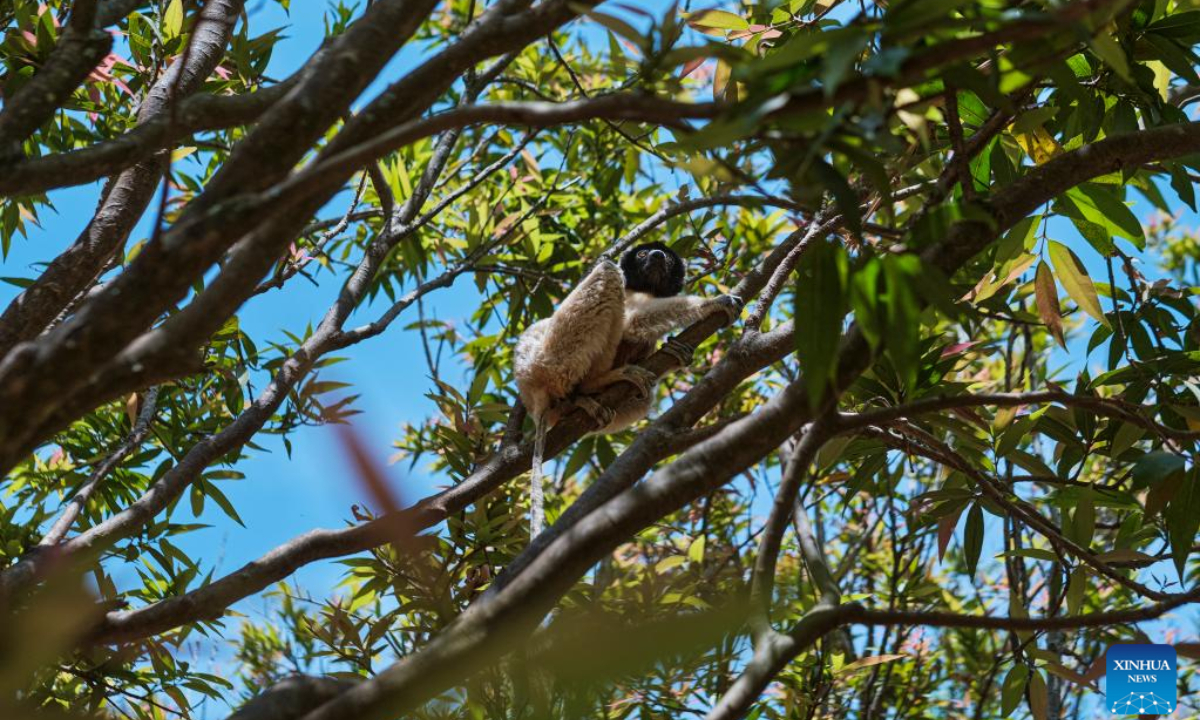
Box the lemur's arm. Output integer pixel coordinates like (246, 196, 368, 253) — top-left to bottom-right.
(624, 294, 741, 344)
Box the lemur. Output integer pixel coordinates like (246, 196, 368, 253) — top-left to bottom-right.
(513, 241, 742, 536)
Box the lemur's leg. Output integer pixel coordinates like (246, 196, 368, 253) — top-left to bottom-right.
(601, 393, 655, 433)
(576, 364, 658, 399)
(514, 260, 626, 420)
(661, 336, 695, 367)
(574, 393, 654, 434)
(573, 396, 617, 430)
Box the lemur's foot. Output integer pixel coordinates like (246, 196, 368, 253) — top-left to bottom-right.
(575, 396, 616, 429)
(715, 294, 745, 324)
(662, 336, 695, 367)
(615, 364, 658, 400)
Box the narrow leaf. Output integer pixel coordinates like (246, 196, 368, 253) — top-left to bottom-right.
(1001, 665, 1029, 716)
(795, 241, 847, 408)
(1034, 261, 1065, 348)
(964, 504, 984, 577)
(1047, 240, 1110, 328)
(1028, 669, 1049, 720)
(1164, 468, 1200, 579)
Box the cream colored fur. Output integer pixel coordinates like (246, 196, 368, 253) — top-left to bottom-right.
(514, 260, 625, 421)
(515, 262, 729, 432)
(622, 292, 716, 345)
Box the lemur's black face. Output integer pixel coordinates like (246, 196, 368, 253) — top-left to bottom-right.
(620, 241, 685, 298)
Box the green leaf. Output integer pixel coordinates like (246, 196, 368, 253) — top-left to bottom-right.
(1001, 665, 1029, 716)
(1147, 11, 1200, 41)
(881, 256, 921, 389)
(964, 504, 983, 577)
(1066, 567, 1086, 615)
(1028, 669, 1049, 720)
(1047, 241, 1109, 328)
(1170, 164, 1197, 211)
(1089, 34, 1131, 81)
(163, 0, 184, 40)
(1065, 185, 1145, 250)
(190, 484, 204, 517)
(795, 241, 847, 408)
(1070, 494, 1095, 549)
(655, 556, 686, 573)
(1165, 468, 1200, 579)
(203, 480, 245, 527)
(822, 31, 867, 96)
(812, 158, 861, 237)
(1132, 451, 1186, 489)
(1143, 33, 1200, 84)
(995, 215, 1041, 266)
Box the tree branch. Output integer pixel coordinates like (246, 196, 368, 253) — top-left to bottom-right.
(0, 78, 296, 197)
(0, 0, 110, 160)
(0, 0, 245, 360)
(748, 421, 831, 640)
(37, 387, 160, 548)
(837, 389, 1200, 447)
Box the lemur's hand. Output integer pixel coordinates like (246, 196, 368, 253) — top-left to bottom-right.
(714, 294, 744, 324)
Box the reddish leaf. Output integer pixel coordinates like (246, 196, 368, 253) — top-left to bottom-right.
(937, 503, 965, 562)
(1034, 260, 1066, 348)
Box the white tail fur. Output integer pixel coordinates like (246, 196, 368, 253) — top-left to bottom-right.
(529, 414, 548, 537)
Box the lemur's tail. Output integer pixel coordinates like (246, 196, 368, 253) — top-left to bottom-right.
(529, 414, 548, 539)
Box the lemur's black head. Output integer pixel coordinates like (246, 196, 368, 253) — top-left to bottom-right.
(620, 242, 685, 298)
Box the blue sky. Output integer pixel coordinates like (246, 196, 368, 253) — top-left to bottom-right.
(2, 1, 1199, 715)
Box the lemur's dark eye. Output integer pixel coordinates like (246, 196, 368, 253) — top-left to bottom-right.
(638, 250, 648, 258)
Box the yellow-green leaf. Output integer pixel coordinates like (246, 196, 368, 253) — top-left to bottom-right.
(655, 556, 686, 574)
(1014, 125, 1061, 164)
(685, 9, 748, 33)
(835, 654, 906, 676)
(1047, 240, 1110, 328)
(713, 58, 732, 101)
(163, 0, 184, 40)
